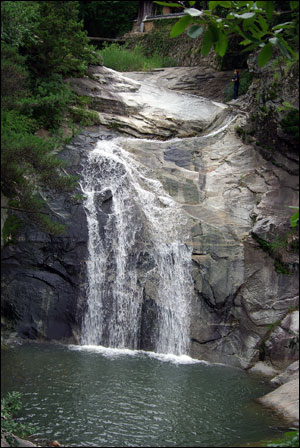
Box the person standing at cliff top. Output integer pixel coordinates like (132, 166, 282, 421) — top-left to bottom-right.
(232, 69, 240, 99)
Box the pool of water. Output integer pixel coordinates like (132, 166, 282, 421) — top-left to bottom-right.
(1, 343, 285, 447)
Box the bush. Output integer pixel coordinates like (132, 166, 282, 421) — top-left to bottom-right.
(2, 215, 23, 245)
(69, 106, 100, 126)
(266, 430, 299, 447)
(1, 43, 30, 109)
(98, 42, 177, 71)
(1, 391, 36, 438)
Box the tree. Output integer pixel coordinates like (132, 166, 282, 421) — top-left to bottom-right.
(79, 1, 139, 38)
(155, 1, 299, 66)
(24, 1, 96, 77)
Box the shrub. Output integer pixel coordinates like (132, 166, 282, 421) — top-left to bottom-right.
(1, 391, 36, 438)
(2, 215, 23, 245)
(98, 42, 177, 72)
(266, 430, 299, 447)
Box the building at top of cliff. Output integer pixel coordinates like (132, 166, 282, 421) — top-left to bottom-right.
(130, 0, 186, 34)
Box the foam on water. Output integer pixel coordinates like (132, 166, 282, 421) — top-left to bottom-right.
(68, 345, 206, 365)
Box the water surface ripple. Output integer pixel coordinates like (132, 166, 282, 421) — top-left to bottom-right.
(1, 344, 284, 447)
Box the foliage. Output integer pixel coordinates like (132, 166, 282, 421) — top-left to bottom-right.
(289, 206, 299, 227)
(23, 1, 97, 78)
(1, 109, 78, 235)
(1, 1, 98, 235)
(69, 106, 101, 126)
(21, 75, 76, 130)
(98, 42, 177, 71)
(280, 109, 299, 139)
(266, 430, 299, 447)
(1, 391, 36, 438)
(1, 43, 31, 110)
(78, 1, 138, 38)
(155, 1, 299, 66)
(224, 70, 253, 101)
(2, 215, 23, 245)
(1, 1, 39, 48)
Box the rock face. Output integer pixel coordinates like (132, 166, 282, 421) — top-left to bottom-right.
(1, 131, 102, 342)
(1, 65, 299, 372)
(257, 361, 299, 427)
(67, 66, 229, 139)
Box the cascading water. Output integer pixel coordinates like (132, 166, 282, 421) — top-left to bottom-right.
(80, 137, 193, 355)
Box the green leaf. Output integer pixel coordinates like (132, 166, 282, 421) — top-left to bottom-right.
(264, 1, 274, 21)
(187, 25, 204, 38)
(215, 33, 228, 56)
(208, 1, 220, 9)
(257, 14, 268, 32)
(243, 17, 256, 31)
(189, 1, 196, 5)
(272, 22, 294, 30)
(273, 37, 294, 60)
(170, 14, 192, 38)
(290, 210, 299, 227)
(241, 42, 260, 52)
(217, 1, 232, 6)
(258, 42, 273, 66)
(238, 1, 252, 4)
(290, 1, 299, 9)
(153, 1, 182, 7)
(209, 23, 219, 42)
(202, 28, 213, 56)
(256, 1, 266, 7)
(278, 36, 295, 56)
(184, 8, 203, 16)
(240, 39, 253, 45)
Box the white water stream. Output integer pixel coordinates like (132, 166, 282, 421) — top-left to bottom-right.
(80, 138, 193, 355)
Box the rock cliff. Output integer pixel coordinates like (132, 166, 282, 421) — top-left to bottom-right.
(1, 63, 298, 372)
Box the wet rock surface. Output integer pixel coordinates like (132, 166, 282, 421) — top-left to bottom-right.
(1, 66, 299, 373)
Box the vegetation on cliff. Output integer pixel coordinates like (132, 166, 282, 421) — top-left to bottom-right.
(1, 1, 100, 236)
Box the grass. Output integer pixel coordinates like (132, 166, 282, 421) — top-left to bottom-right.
(97, 43, 178, 72)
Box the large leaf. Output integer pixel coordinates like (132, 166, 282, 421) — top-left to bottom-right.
(256, 1, 266, 7)
(202, 28, 213, 56)
(270, 36, 294, 60)
(290, 1, 299, 9)
(189, 1, 196, 5)
(215, 33, 228, 56)
(170, 15, 192, 38)
(272, 22, 294, 30)
(241, 42, 260, 52)
(258, 42, 273, 66)
(187, 25, 204, 39)
(208, 1, 220, 9)
(257, 14, 268, 32)
(290, 210, 299, 227)
(264, 1, 274, 20)
(216, 1, 232, 6)
(184, 8, 203, 17)
(243, 16, 256, 31)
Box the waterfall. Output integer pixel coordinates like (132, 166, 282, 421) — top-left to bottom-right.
(80, 137, 193, 355)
